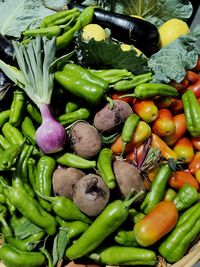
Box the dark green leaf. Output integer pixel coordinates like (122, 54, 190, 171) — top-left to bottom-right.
(75, 36, 150, 75)
(53, 227, 69, 266)
(13, 216, 42, 240)
(100, 132, 120, 144)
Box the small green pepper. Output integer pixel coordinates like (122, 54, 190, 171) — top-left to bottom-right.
(114, 230, 139, 247)
(4, 185, 56, 235)
(0, 134, 11, 149)
(21, 116, 36, 145)
(35, 155, 56, 211)
(9, 90, 25, 127)
(56, 216, 89, 239)
(40, 8, 80, 27)
(121, 83, 178, 99)
(173, 184, 199, 211)
(2, 122, 24, 146)
(66, 191, 143, 260)
(56, 152, 96, 169)
(159, 202, 200, 263)
(114, 73, 152, 91)
(0, 243, 46, 267)
(36, 192, 91, 224)
(89, 246, 156, 266)
(182, 90, 200, 137)
(121, 113, 140, 154)
(58, 108, 91, 126)
(97, 148, 116, 189)
(0, 144, 21, 171)
(56, 7, 94, 50)
(0, 109, 10, 127)
(23, 25, 62, 38)
(55, 63, 108, 105)
(141, 164, 172, 214)
(27, 103, 42, 124)
(89, 69, 133, 84)
(27, 158, 37, 192)
(65, 101, 80, 113)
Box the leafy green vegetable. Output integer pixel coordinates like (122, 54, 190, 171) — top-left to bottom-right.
(0, 0, 55, 38)
(13, 216, 42, 240)
(148, 25, 200, 84)
(75, 36, 150, 75)
(52, 227, 69, 266)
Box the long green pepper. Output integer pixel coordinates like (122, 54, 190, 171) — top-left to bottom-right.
(58, 108, 91, 126)
(97, 148, 116, 189)
(182, 90, 200, 137)
(9, 90, 25, 127)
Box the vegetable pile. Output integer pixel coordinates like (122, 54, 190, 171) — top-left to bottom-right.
(0, 0, 200, 266)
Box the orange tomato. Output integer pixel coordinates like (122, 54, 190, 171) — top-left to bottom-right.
(188, 152, 200, 175)
(173, 137, 195, 163)
(163, 113, 186, 146)
(152, 109, 176, 137)
(134, 201, 178, 247)
(151, 133, 177, 159)
(133, 99, 158, 123)
(192, 137, 200, 151)
(169, 171, 199, 191)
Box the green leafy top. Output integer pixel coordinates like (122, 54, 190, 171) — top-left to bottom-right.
(148, 25, 200, 83)
(0, 0, 65, 38)
(75, 36, 150, 75)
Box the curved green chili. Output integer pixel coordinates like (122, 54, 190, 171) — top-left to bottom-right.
(0, 109, 10, 128)
(9, 90, 25, 127)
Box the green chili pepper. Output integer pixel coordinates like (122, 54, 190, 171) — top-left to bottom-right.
(141, 164, 172, 214)
(89, 69, 133, 84)
(56, 216, 89, 239)
(2, 122, 24, 146)
(164, 188, 176, 202)
(121, 83, 178, 99)
(66, 191, 144, 260)
(55, 63, 108, 105)
(182, 90, 200, 137)
(0, 109, 10, 127)
(40, 8, 80, 28)
(159, 202, 200, 263)
(23, 25, 62, 38)
(0, 243, 46, 267)
(56, 6, 94, 50)
(35, 155, 56, 211)
(128, 208, 145, 224)
(121, 113, 140, 155)
(21, 116, 36, 145)
(0, 134, 11, 149)
(114, 73, 152, 91)
(65, 101, 80, 113)
(97, 148, 116, 189)
(27, 103, 42, 124)
(56, 152, 96, 169)
(114, 230, 139, 247)
(89, 246, 156, 266)
(0, 144, 21, 171)
(4, 185, 56, 235)
(58, 108, 91, 126)
(36, 191, 91, 224)
(7, 232, 45, 252)
(9, 90, 25, 127)
(173, 184, 199, 211)
(27, 158, 37, 192)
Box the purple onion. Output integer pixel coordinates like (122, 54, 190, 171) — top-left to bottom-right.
(36, 104, 66, 154)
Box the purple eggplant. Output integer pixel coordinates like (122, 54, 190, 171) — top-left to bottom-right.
(68, 3, 160, 56)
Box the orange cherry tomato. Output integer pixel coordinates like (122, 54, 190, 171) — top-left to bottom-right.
(173, 137, 195, 164)
(134, 201, 178, 247)
(133, 99, 158, 123)
(188, 152, 200, 175)
(169, 171, 199, 191)
(152, 109, 176, 137)
(163, 113, 186, 146)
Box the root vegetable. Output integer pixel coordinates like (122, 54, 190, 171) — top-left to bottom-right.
(113, 160, 145, 200)
(70, 122, 102, 159)
(52, 167, 85, 200)
(73, 174, 110, 217)
(93, 100, 133, 133)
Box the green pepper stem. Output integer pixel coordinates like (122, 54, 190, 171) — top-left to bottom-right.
(106, 96, 115, 109)
(119, 93, 136, 98)
(35, 190, 54, 203)
(123, 191, 144, 208)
